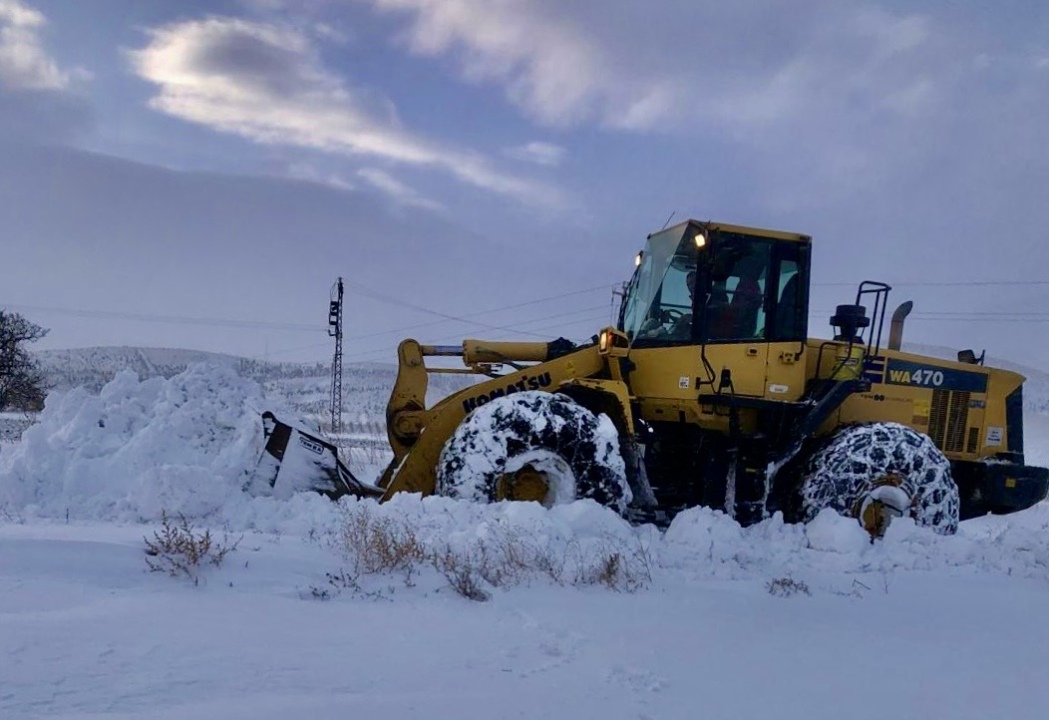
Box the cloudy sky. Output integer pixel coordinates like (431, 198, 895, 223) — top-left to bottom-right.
(1, 0, 1047, 368)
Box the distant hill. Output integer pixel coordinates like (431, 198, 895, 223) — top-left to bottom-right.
(34, 346, 329, 392)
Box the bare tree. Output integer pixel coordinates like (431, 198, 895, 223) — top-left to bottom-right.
(0, 311, 49, 412)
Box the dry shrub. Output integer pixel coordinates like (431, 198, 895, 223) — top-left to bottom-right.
(0, 502, 25, 525)
(432, 548, 491, 602)
(766, 576, 811, 598)
(334, 504, 425, 585)
(331, 503, 652, 601)
(144, 511, 240, 586)
(573, 537, 654, 592)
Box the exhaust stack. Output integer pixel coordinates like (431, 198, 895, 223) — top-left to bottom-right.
(888, 301, 913, 350)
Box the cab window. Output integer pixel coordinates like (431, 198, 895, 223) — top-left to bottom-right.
(702, 239, 771, 342)
(768, 243, 807, 341)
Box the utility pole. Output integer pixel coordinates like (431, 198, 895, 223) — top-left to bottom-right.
(328, 277, 344, 437)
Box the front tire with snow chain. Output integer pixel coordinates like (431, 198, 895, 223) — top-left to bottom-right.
(799, 422, 960, 535)
(436, 391, 632, 514)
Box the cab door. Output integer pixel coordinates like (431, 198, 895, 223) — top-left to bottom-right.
(697, 237, 773, 397)
(701, 344, 770, 397)
(763, 242, 809, 402)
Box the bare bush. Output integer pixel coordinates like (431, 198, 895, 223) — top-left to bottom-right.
(0, 502, 25, 525)
(144, 512, 240, 586)
(432, 548, 491, 602)
(766, 576, 811, 598)
(574, 535, 654, 592)
(333, 504, 425, 585)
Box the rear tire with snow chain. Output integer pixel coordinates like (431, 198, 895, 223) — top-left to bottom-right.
(799, 422, 960, 535)
(436, 391, 631, 514)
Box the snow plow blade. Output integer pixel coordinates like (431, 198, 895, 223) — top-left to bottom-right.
(249, 411, 382, 500)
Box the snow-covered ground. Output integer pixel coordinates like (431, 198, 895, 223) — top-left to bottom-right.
(3, 364, 1049, 719)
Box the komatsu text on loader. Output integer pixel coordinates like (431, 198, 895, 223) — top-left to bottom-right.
(256, 219, 1049, 536)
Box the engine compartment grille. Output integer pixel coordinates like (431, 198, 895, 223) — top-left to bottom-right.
(929, 389, 971, 454)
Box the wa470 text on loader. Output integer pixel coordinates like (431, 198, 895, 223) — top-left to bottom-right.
(255, 219, 1049, 537)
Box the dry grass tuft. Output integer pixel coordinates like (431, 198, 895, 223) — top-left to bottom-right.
(766, 576, 811, 598)
(144, 511, 240, 586)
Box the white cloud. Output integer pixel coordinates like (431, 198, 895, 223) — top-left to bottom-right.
(504, 141, 565, 167)
(366, 0, 680, 130)
(364, 0, 942, 138)
(286, 162, 355, 191)
(356, 167, 444, 211)
(129, 16, 560, 207)
(0, 0, 70, 90)
(365, 0, 993, 209)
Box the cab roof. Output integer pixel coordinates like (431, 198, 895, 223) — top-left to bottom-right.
(654, 219, 812, 244)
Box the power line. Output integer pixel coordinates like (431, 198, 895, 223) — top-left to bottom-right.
(2, 302, 324, 333)
(908, 316, 1049, 324)
(344, 284, 615, 342)
(10, 273, 1046, 362)
(0, 284, 617, 343)
(343, 279, 617, 340)
(910, 311, 1049, 318)
(813, 279, 1049, 288)
(250, 341, 333, 360)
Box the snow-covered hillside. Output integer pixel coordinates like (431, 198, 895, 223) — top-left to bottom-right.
(35, 346, 330, 395)
(2, 359, 1049, 719)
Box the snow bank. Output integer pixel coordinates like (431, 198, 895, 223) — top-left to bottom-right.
(0, 365, 270, 522)
(660, 503, 1049, 581)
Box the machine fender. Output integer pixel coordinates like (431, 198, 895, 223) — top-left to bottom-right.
(557, 378, 636, 437)
(556, 378, 657, 508)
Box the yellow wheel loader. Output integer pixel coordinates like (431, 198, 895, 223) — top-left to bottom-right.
(255, 219, 1049, 536)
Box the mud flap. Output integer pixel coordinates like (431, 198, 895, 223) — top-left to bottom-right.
(248, 411, 382, 501)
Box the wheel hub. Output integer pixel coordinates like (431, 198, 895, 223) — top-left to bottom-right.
(495, 465, 550, 503)
(854, 474, 912, 539)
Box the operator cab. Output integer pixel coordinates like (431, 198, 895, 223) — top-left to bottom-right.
(620, 220, 811, 347)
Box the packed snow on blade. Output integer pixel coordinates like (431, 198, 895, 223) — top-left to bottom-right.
(248, 411, 382, 501)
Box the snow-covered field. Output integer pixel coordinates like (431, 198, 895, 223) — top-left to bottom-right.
(3, 364, 1049, 719)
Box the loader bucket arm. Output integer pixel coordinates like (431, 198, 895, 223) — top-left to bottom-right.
(379, 341, 609, 499)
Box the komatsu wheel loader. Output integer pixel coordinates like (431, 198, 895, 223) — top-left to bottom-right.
(255, 219, 1049, 536)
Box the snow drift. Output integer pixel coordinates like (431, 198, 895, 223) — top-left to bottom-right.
(0, 365, 270, 522)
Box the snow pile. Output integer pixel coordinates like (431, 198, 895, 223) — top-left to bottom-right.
(660, 504, 1049, 581)
(309, 493, 1049, 597)
(0, 365, 269, 522)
